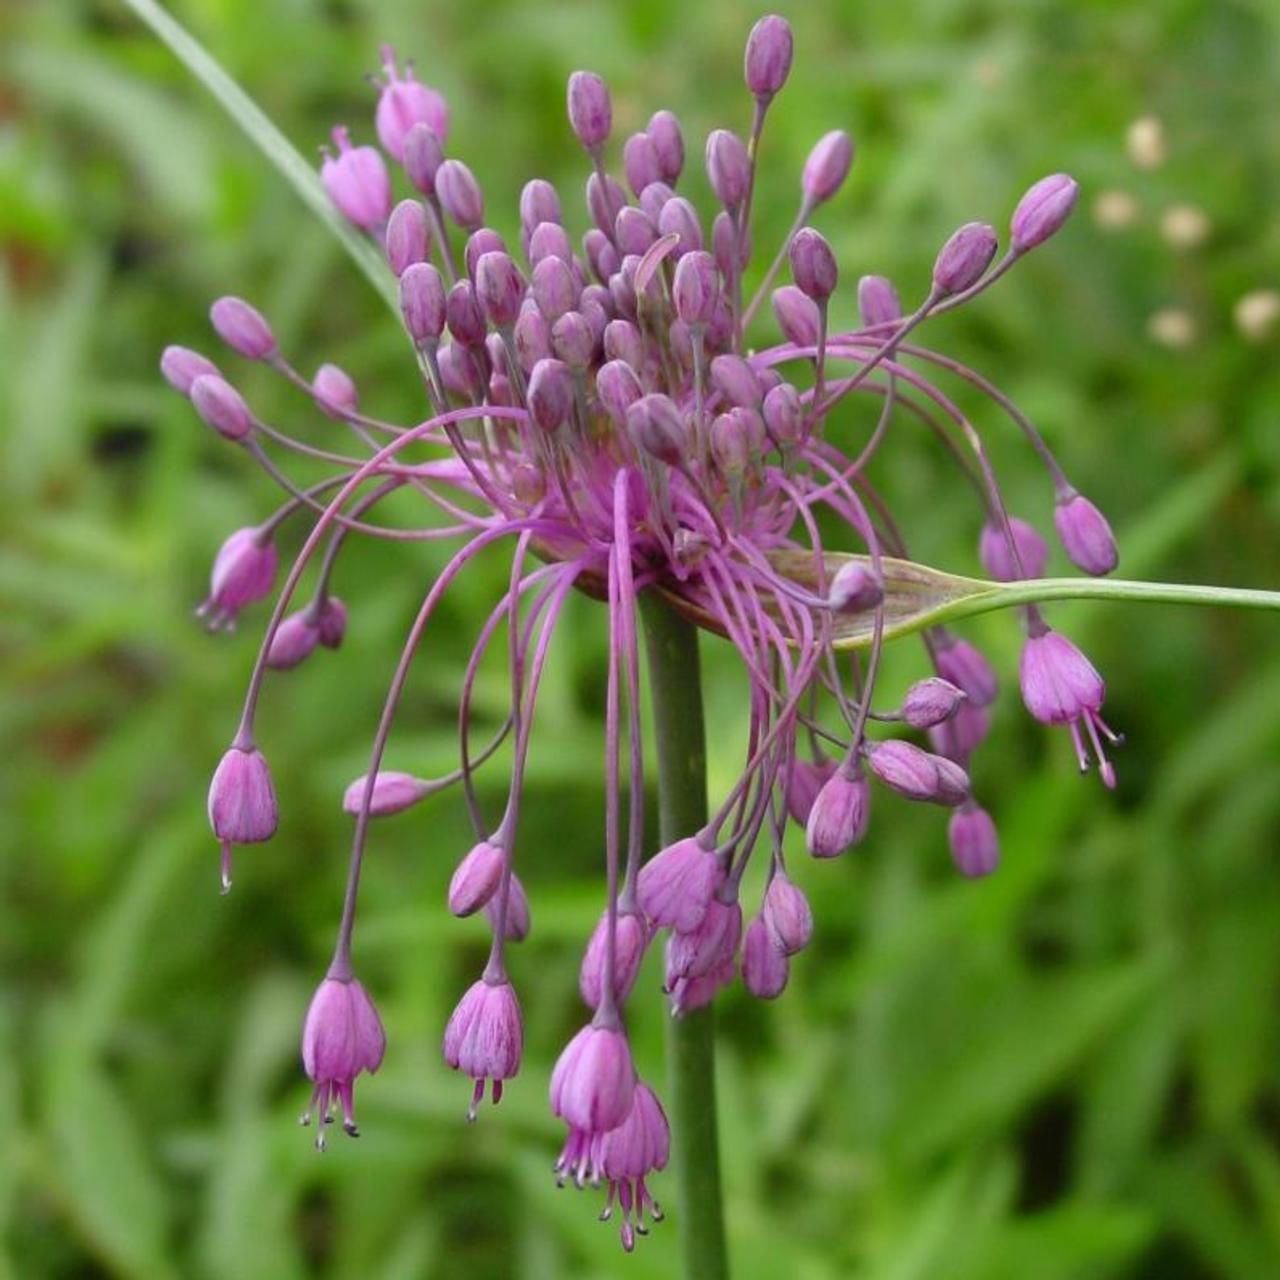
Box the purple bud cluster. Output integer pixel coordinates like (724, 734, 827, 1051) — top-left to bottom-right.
(166, 10, 1116, 1253)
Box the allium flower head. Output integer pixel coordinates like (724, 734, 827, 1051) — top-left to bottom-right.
(170, 10, 1136, 1251)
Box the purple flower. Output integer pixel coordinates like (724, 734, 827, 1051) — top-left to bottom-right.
(980, 516, 1049, 581)
(550, 1023, 636, 1138)
(580, 910, 649, 1008)
(741, 915, 789, 998)
(208, 744, 277, 892)
(744, 14, 793, 100)
(210, 296, 276, 360)
(589, 1082, 669, 1252)
(763, 872, 812, 954)
(948, 802, 999, 877)
(442, 977, 522, 1118)
(197, 527, 276, 631)
(448, 840, 505, 916)
(160, 345, 219, 393)
(806, 765, 870, 857)
(374, 46, 448, 162)
(1019, 627, 1120, 786)
(320, 127, 391, 230)
(636, 837, 720, 931)
(342, 770, 430, 817)
(933, 222, 998, 295)
(802, 129, 853, 204)
(1011, 173, 1079, 253)
(1055, 490, 1118, 576)
(300, 976, 386, 1146)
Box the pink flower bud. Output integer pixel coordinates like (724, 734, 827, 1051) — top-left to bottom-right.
(709, 353, 760, 409)
(519, 179, 562, 234)
(567, 70, 612, 150)
(828, 560, 883, 613)
(1011, 173, 1079, 253)
(579, 910, 649, 1008)
(622, 132, 661, 196)
(1054, 491, 1118, 576)
(614, 206, 656, 257)
(705, 129, 750, 209)
(980, 517, 1048, 581)
(602, 319, 643, 367)
(948, 802, 999, 877)
(744, 14, 793, 99)
(197, 527, 277, 629)
(583, 227, 620, 282)
(320, 127, 391, 231)
(857, 274, 901, 328)
(190, 375, 253, 442)
(711, 408, 761, 474)
(531, 256, 576, 321)
(551, 310, 595, 370)
(933, 221, 998, 295)
(398, 262, 446, 343)
(342, 770, 431, 817)
(934, 634, 998, 707)
(789, 227, 837, 301)
(266, 610, 321, 670)
(442, 977, 522, 1118)
(445, 280, 487, 348)
(657, 197, 703, 256)
(448, 840, 505, 917)
(741, 916, 789, 998)
(627, 393, 687, 465)
(474, 251, 525, 329)
(438, 341, 484, 399)
(763, 873, 812, 954)
(436, 158, 484, 229)
(208, 745, 277, 892)
(712, 209, 750, 276)
(666, 898, 741, 984)
(300, 975, 385, 1143)
(402, 123, 444, 196)
(596, 359, 644, 426)
(484, 872, 531, 941)
(901, 677, 967, 730)
(763, 381, 805, 446)
(312, 364, 358, 420)
(464, 228, 507, 284)
(667, 252, 715, 331)
(586, 171, 627, 238)
(527, 357, 574, 432)
(647, 109, 684, 183)
(1018, 629, 1104, 725)
(865, 739, 968, 805)
(550, 1024, 636, 1134)
(160, 345, 219, 394)
(636, 836, 720, 932)
(770, 285, 820, 348)
(514, 304, 551, 372)
(210, 296, 276, 360)
(529, 220, 574, 266)
(384, 199, 429, 277)
(806, 766, 870, 857)
(786, 755, 836, 825)
(637, 180, 675, 224)
(375, 47, 448, 162)
(669, 958, 736, 1015)
(802, 129, 853, 204)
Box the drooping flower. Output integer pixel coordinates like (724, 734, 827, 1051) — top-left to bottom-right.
(442, 977, 523, 1118)
(299, 975, 386, 1147)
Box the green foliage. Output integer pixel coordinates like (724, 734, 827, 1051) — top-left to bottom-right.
(3, 0, 1280, 1275)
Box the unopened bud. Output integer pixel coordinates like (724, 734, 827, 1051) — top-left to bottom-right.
(402, 123, 444, 196)
(979, 516, 1048, 582)
(647, 109, 685, 183)
(933, 222, 998, 294)
(436, 159, 484, 229)
(900, 678, 966, 730)
(399, 261, 447, 343)
(801, 129, 853, 204)
(857, 275, 901, 328)
(705, 129, 750, 209)
(744, 14, 793, 100)
(627, 393, 687, 465)
(210, 297, 276, 360)
(527, 357, 574, 432)
(1054, 491, 1118, 576)
(312, 363, 358, 419)
(828, 561, 882, 613)
(385, 199, 429, 276)
(789, 227, 837, 301)
(1011, 173, 1078, 253)
(190, 374, 253, 441)
(567, 70, 612, 150)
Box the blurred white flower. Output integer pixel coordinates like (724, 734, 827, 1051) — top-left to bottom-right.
(1234, 290, 1280, 343)
(1148, 307, 1196, 348)
(1160, 203, 1210, 250)
(1127, 115, 1166, 170)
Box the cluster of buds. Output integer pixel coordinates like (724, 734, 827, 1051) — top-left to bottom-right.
(174, 13, 1120, 1251)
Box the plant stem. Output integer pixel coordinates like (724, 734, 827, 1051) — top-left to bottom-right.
(639, 593, 730, 1280)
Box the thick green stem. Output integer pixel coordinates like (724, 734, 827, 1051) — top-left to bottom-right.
(639, 593, 729, 1280)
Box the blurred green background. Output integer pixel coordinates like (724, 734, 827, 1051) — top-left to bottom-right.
(4, 0, 1280, 1276)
